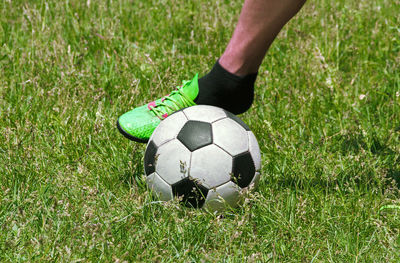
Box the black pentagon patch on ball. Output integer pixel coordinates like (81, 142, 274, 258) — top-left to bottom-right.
(177, 120, 213, 151)
(171, 177, 209, 208)
(224, 110, 250, 131)
(231, 152, 255, 188)
(144, 140, 158, 176)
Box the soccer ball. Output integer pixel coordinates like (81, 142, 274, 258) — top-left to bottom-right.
(144, 105, 261, 211)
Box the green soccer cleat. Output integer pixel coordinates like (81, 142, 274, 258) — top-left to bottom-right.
(117, 74, 199, 143)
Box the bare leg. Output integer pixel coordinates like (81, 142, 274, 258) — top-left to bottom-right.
(219, 0, 307, 76)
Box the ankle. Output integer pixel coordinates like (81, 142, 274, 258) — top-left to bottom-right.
(219, 53, 260, 76)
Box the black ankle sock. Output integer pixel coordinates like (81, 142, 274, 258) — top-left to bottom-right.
(195, 61, 257, 114)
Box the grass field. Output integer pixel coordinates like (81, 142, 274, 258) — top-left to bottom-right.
(1, 0, 400, 261)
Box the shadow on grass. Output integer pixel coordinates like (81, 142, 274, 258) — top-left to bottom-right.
(268, 140, 399, 195)
(119, 145, 147, 190)
(331, 132, 395, 156)
(387, 169, 400, 189)
(328, 132, 399, 187)
(370, 136, 396, 156)
(270, 171, 375, 194)
(339, 134, 367, 154)
(268, 168, 400, 197)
